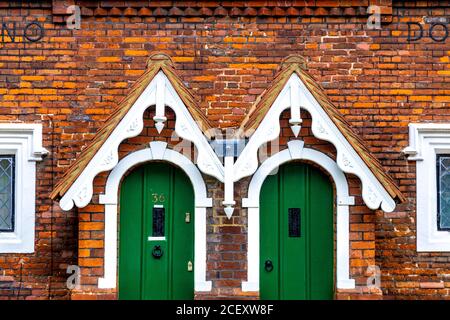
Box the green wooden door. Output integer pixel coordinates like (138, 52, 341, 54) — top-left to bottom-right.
(118, 162, 194, 300)
(260, 162, 334, 300)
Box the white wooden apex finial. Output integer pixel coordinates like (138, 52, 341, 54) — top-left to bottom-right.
(154, 117, 166, 133)
(222, 154, 235, 219)
(154, 72, 167, 134)
(289, 81, 302, 138)
(224, 206, 234, 219)
(289, 122, 302, 137)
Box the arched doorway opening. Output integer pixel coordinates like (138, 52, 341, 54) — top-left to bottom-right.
(118, 162, 195, 300)
(259, 161, 334, 299)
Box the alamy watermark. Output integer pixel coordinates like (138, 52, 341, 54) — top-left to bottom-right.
(366, 265, 381, 289)
(367, 5, 381, 30)
(66, 5, 81, 30)
(66, 265, 81, 290)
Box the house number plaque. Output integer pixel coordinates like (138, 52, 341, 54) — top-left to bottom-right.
(151, 193, 166, 203)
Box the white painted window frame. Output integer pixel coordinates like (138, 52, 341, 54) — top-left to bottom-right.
(0, 123, 47, 253)
(404, 123, 450, 252)
(98, 141, 213, 291)
(242, 140, 356, 292)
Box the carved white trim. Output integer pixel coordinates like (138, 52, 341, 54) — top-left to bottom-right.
(404, 123, 450, 252)
(222, 155, 236, 218)
(235, 73, 396, 213)
(0, 123, 48, 161)
(98, 141, 213, 291)
(163, 74, 224, 182)
(59, 71, 223, 210)
(242, 140, 356, 291)
(288, 79, 302, 137)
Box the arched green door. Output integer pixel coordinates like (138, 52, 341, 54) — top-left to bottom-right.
(260, 162, 334, 300)
(118, 162, 194, 300)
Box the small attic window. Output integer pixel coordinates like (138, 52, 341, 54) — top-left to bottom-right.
(437, 155, 450, 231)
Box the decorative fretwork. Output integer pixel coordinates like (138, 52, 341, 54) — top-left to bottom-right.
(0, 156, 14, 232)
(437, 155, 450, 231)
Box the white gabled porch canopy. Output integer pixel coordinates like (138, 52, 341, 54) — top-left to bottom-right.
(51, 53, 404, 217)
(235, 55, 404, 212)
(51, 53, 224, 210)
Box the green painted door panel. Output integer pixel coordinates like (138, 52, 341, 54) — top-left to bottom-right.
(260, 172, 279, 300)
(260, 162, 334, 300)
(171, 169, 195, 299)
(118, 167, 143, 300)
(119, 162, 194, 300)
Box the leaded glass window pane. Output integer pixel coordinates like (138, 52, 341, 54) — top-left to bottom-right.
(0, 155, 14, 232)
(437, 155, 450, 231)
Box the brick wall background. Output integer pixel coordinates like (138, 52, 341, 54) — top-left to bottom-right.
(371, 4, 450, 299)
(0, 0, 448, 299)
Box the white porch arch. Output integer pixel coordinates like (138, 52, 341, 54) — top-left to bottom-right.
(98, 141, 212, 291)
(241, 140, 356, 292)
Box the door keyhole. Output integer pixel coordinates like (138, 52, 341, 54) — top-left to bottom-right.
(264, 259, 273, 272)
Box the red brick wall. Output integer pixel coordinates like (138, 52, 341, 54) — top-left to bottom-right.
(0, 0, 449, 299)
(370, 3, 450, 300)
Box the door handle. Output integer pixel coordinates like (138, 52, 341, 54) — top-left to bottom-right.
(264, 259, 273, 272)
(151, 245, 163, 259)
